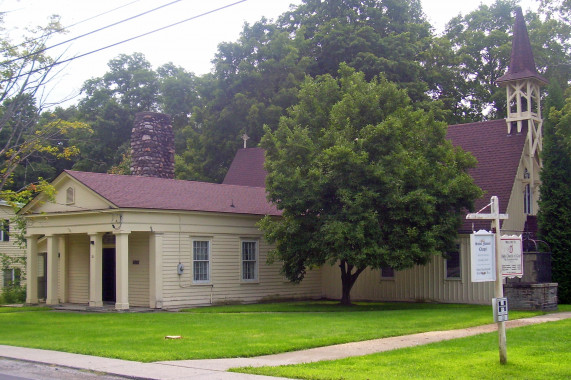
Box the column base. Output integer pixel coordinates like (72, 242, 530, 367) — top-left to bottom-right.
(115, 302, 130, 310)
(89, 300, 103, 307)
(46, 298, 59, 305)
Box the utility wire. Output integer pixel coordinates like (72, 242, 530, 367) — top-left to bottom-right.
(0, 0, 248, 84)
(3, 0, 187, 65)
(0, 0, 145, 55)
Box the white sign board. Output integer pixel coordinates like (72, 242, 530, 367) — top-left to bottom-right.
(470, 230, 496, 282)
(500, 235, 523, 278)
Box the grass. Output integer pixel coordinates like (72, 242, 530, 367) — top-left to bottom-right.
(0, 301, 561, 362)
(233, 318, 571, 379)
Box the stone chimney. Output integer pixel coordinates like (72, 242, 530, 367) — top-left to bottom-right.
(130, 112, 175, 179)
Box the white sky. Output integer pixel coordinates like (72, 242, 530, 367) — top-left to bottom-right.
(1, 0, 538, 107)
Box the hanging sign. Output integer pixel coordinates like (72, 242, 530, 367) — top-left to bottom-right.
(470, 230, 496, 282)
(500, 235, 523, 278)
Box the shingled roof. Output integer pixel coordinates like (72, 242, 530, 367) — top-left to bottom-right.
(64, 170, 279, 216)
(496, 7, 547, 85)
(222, 147, 267, 187)
(446, 119, 526, 232)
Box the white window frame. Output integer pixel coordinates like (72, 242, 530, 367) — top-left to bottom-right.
(192, 239, 211, 284)
(66, 186, 75, 205)
(3, 268, 20, 287)
(241, 240, 258, 282)
(523, 169, 532, 214)
(0, 219, 9, 242)
(445, 244, 461, 280)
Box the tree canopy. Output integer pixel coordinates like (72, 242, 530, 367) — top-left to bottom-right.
(259, 65, 482, 304)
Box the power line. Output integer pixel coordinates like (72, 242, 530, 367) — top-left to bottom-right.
(0, 0, 145, 55)
(0, 0, 248, 84)
(3, 0, 187, 65)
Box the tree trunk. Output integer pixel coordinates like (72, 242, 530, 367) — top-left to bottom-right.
(339, 260, 365, 305)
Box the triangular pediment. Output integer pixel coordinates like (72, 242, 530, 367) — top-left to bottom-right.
(20, 172, 115, 215)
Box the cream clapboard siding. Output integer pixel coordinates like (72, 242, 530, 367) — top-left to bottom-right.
(503, 156, 532, 235)
(66, 234, 89, 303)
(321, 235, 494, 304)
(0, 204, 25, 291)
(129, 232, 150, 307)
(161, 232, 322, 308)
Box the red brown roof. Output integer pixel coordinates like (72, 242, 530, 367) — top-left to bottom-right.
(496, 7, 547, 85)
(446, 119, 526, 232)
(64, 170, 279, 216)
(222, 147, 267, 187)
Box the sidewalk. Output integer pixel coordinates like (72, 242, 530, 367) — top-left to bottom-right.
(0, 312, 569, 379)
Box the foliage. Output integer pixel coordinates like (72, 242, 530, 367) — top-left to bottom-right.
(444, 0, 571, 121)
(235, 318, 571, 379)
(259, 65, 482, 304)
(0, 284, 26, 304)
(538, 85, 571, 303)
(0, 302, 543, 361)
(0, 15, 93, 191)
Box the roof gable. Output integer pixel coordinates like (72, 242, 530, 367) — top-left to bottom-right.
(447, 119, 526, 231)
(222, 148, 267, 187)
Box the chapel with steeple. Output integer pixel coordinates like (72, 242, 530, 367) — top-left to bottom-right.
(19, 7, 554, 311)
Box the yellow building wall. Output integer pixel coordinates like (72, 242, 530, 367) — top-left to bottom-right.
(0, 204, 26, 292)
(321, 235, 495, 304)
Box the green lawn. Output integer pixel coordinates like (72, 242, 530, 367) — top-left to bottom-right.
(234, 318, 571, 379)
(0, 302, 559, 363)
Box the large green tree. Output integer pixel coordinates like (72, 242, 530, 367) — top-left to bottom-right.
(538, 83, 571, 303)
(259, 65, 482, 304)
(179, 0, 442, 182)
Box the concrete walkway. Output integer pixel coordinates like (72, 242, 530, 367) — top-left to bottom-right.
(0, 311, 569, 379)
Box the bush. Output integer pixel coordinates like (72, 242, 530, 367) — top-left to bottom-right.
(0, 285, 26, 304)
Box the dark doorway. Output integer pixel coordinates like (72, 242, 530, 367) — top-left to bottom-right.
(37, 253, 47, 300)
(102, 248, 116, 302)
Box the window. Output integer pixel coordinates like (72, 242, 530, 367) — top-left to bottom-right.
(0, 219, 9, 242)
(3, 268, 20, 287)
(380, 266, 395, 279)
(192, 240, 210, 283)
(241, 240, 258, 281)
(66, 186, 75, 205)
(523, 169, 532, 214)
(445, 246, 461, 279)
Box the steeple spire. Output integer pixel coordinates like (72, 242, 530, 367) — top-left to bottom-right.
(496, 7, 547, 85)
(496, 7, 546, 216)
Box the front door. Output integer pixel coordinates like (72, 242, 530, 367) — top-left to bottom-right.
(37, 253, 47, 300)
(102, 248, 116, 302)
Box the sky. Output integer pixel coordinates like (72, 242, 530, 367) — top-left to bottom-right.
(1, 0, 538, 107)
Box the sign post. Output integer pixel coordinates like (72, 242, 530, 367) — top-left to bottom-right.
(466, 196, 508, 364)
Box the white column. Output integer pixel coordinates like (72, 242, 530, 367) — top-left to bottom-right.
(114, 232, 130, 310)
(45, 234, 59, 305)
(25, 235, 39, 304)
(89, 233, 103, 307)
(149, 233, 164, 309)
(59, 235, 68, 303)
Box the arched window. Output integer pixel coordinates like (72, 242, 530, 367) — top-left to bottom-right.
(66, 186, 75, 205)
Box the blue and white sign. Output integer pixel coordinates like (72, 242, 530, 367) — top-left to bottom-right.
(470, 230, 496, 282)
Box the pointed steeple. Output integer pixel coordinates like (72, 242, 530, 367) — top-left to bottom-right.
(496, 7, 547, 85)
